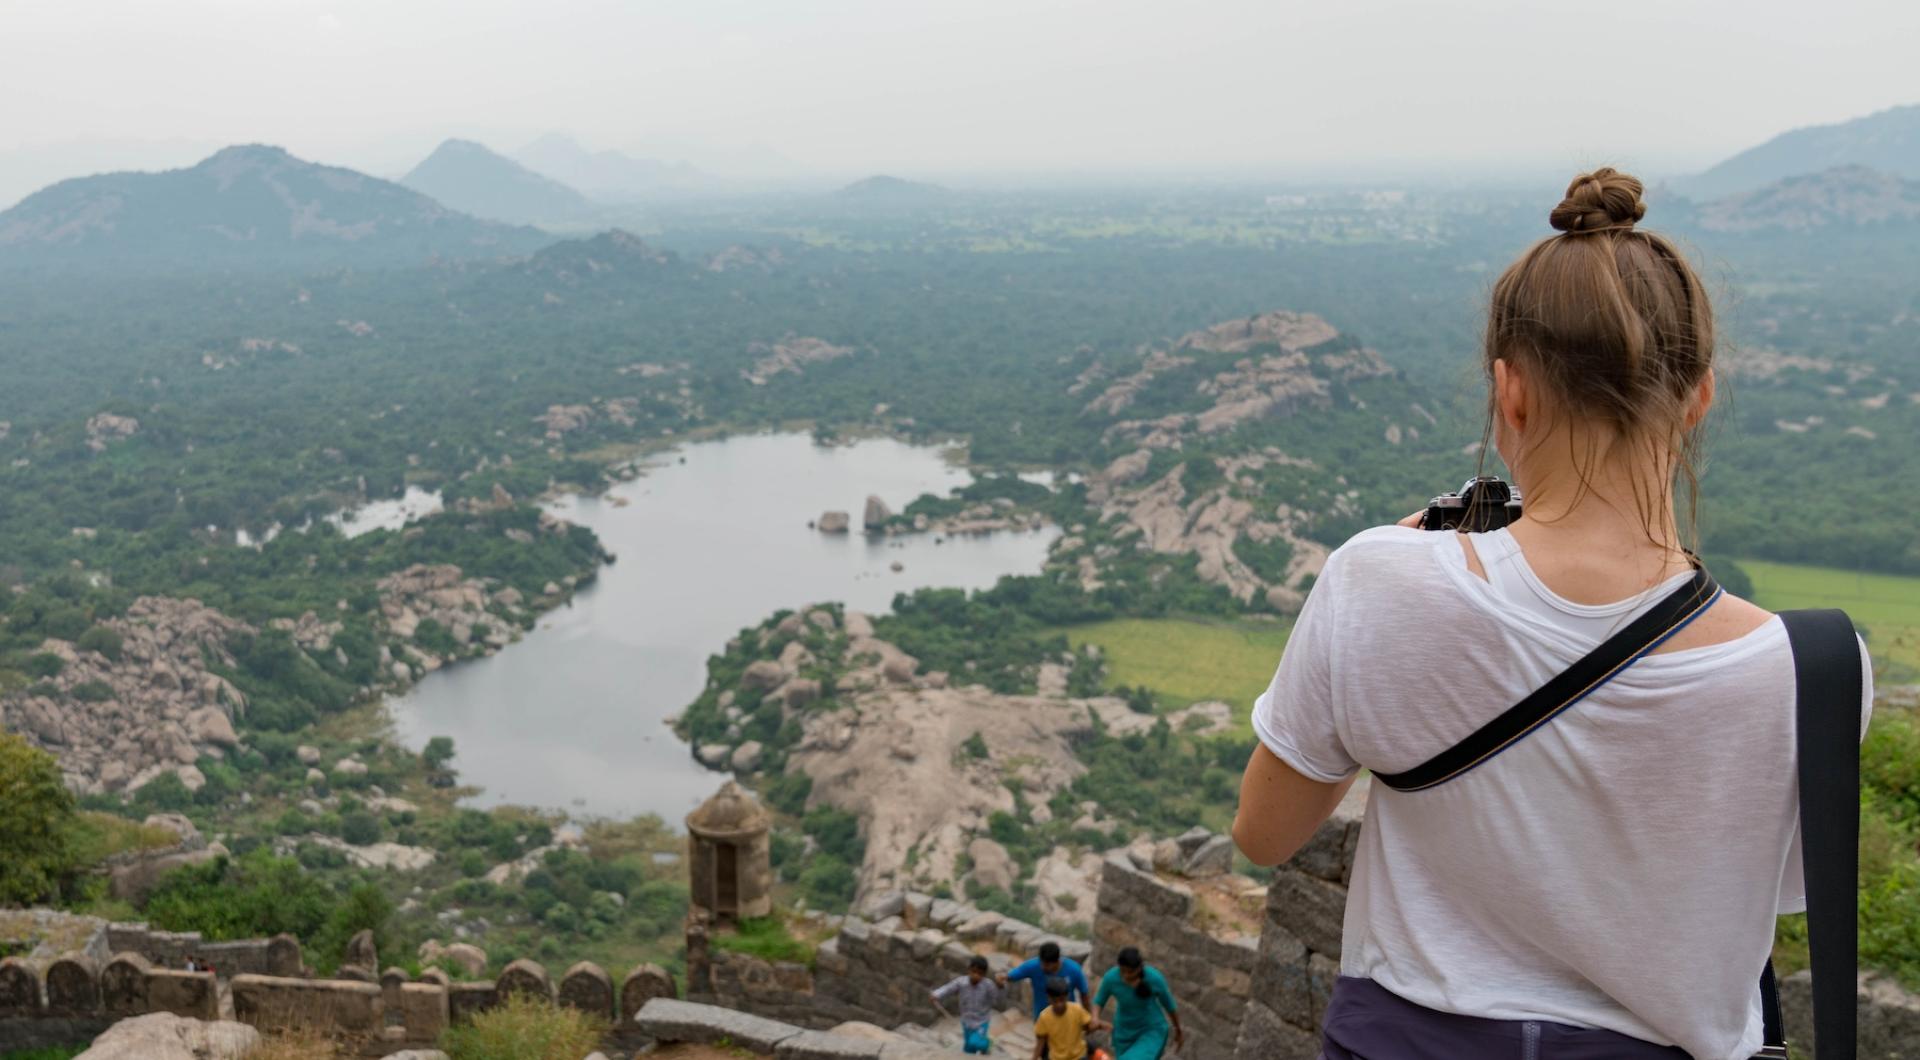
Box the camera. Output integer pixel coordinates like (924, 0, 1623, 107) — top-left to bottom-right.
(1420, 476, 1523, 532)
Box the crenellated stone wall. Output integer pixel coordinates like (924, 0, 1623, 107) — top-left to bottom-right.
(103, 923, 303, 978)
(0, 947, 679, 1058)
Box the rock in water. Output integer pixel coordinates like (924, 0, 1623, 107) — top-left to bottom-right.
(863, 495, 892, 531)
(817, 510, 851, 534)
(76, 1012, 259, 1059)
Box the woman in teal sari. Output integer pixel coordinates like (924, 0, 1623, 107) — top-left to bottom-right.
(1092, 947, 1184, 1060)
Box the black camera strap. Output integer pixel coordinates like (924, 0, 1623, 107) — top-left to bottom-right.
(1373, 566, 1720, 793)
(1776, 608, 1862, 1059)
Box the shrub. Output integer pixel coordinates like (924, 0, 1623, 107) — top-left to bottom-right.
(712, 916, 815, 964)
(25, 653, 64, 678)
(75, 626, 124, 661)
(70, 680, 114, 703)
(423, 736, 457, 771)
(0, 732, 80, 904)
(131, 771, 192, 813)
(339, 811, 383, 846)
(440, 993, 605, 1060)
(962, 732, 990, 760)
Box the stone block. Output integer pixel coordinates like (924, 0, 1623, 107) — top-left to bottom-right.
(902, 893, 933, 928)
(776, 1029, 890, 1060)
(447, 980, 498, 1024)
(1183, 835, 1235, 877)
(0, 957, 43, 1017)
(1233, 999, 1321, 1060)
(1099, 854, 1195, 919)
(495, 957, 553, 1003)
(839, 918, 873, 946)
(1307, 954, 1339, 1030)
(381, 966, 410, 1012)
(926, 899, 964, 928)
(879, 1043, 964, 1060)
(265, 934, 303, 977)
(145, 968, 218, 1021)
(1265, 867, 1347, 958)
(858, 890, 907, 921)
(101, 953, 151, 1017)
(44, 955, 100, 1017)
(231, 974, 382, 1036)
(397, 982, 449, 1043)
(1248, 925, 1310, 1027)
(417, 967, 450, 989)
(638, 997, 805, 1051)
(559, 960, 615, 1021)
(909, 929, 946, 961)
(954, 912, 1003, 942)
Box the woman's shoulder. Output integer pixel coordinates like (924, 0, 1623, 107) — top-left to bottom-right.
(1313, 524, 1455, 597)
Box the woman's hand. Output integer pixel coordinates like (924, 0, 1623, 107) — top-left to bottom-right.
(1397, 510, 1426, 529)
(1173, 1026, 1186, 1052)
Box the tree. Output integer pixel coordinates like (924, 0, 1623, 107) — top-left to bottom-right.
(0, 732, 80, 904)
(422, 736, 457, 771)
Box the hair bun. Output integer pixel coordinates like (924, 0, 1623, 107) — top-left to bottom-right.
(1550, 167, 1647, 234)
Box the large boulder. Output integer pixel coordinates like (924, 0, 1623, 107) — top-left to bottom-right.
(419, 939, 488, 978)
(817, 511, 851, 534)
(862, 495, 892, 531)
(184, 707, 238, 748)
(741, 660, 786, 692)
(966, 837, 1017, 894)
(75, 1012, 258, 1059)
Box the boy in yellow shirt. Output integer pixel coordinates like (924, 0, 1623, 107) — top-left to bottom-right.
(1033, 977, 1100, 1060)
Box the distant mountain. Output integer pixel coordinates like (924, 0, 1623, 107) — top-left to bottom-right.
(835, 175, 949, 203)
(1696, 165, 1920, 233)
(401, 139, 592, 225)
(0, 144, 550, 269)
(1681, 104, 1920, 200)
(512, 133, 711, 200)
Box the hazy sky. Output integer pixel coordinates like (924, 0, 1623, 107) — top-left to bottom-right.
(2, 0, 1915, 197)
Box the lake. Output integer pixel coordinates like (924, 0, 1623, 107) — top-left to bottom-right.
(388, 432, 1060, 821)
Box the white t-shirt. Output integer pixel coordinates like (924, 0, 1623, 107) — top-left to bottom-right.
(1252, 526, 1874, 1060)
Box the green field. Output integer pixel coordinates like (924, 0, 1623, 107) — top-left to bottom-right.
(1741, 559, 1920, 679)
(1052, 616, 1292, 732)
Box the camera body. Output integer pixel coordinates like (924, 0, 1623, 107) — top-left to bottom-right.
(1421, 476, 1523, 533)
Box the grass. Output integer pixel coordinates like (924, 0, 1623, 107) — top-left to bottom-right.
(1050, 616, 1292, 731)
(1740, 558, 1920, 679)
(440, 994, 606, 1060)
(67, 810, 184, 864)
(709, 916, 817, 965)
(0, 1047, 88, 1060)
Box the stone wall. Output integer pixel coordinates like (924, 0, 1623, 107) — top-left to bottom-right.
(1231, 782, 1362, 1060)
(103, 923, 302, 978)
(0, 946, 680, 1058)
(1091, 849, 1259, 1060)
(689, 890, 1092, 1034)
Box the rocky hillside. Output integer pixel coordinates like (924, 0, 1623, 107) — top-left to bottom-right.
(677, 605, 1235, 930)
(1696, 165, 1920, 232)
(0, 144, 550, 268)
(401, 138, 593, 226)
(1680, 103, 1920, 200)
(1060, 310, 1438, 612)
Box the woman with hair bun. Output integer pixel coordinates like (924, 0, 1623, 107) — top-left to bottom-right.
(1230, 168, 1872, 1059)
(1093, 947, 1183, 1060)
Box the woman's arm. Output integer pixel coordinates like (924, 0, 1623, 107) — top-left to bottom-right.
(1232, 743, 1356, 866)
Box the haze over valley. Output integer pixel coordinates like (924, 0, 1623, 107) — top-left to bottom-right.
(2, 2, 1918, 1047)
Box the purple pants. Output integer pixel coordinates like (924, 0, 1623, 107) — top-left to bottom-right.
(1319, 978, 1690, 1060)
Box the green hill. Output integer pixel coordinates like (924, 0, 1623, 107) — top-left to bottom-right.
(402, 138, 594, 225)
(1681, 103, 1920, 200)
(0, 144, 551, 270)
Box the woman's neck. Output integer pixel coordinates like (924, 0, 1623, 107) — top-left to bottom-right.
(1501, 429, 1693, 593)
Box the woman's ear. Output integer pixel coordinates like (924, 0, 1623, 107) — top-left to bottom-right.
(1494, 358, 1529, 436)
(1684, 370, 1716, 429)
